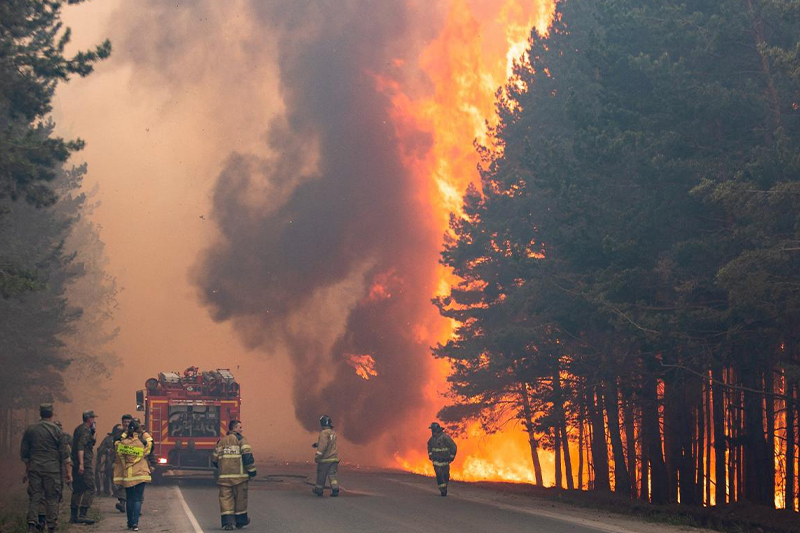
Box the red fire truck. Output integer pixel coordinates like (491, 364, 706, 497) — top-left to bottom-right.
(135, 366, 241, 480)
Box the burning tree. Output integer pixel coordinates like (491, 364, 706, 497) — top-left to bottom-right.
(437, 0, 800, 510)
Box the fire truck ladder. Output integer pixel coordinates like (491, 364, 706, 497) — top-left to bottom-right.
(150, 403, 163, 461)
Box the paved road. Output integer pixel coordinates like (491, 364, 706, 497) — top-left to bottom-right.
(168, 466, 697, 533)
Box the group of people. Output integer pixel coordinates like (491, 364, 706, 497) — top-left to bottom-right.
(22, 404, 459, 532)
(210, 415, 458, 531)
(20, 405, 155, 532)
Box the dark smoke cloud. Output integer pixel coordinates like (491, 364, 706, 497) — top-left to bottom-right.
(200, 0, 443, 445)
(114, 0, 446, 446)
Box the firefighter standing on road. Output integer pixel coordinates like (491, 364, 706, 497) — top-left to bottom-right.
(70, 410, 98, 524)
(115, 418, 152, 531)
(20, 403, 72, 533)
(427, 422, 457, 496)
(113, 414, 134, 513)
(312, 415, 340, 497)
(212, 420, 256, 530)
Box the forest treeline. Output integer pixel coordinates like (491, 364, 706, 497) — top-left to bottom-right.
(436, 0, 800, 510)
(0, 0, 115, 453)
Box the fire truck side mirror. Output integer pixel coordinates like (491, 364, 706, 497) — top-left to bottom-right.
(136, 390, 145, 411)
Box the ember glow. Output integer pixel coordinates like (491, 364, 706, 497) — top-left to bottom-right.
(386, 0, 557, 482)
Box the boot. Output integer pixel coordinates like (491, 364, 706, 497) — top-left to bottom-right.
(331, 489, 339, 497)
(78, 507, 95, 525)
(70, 508, 79, 524)
(222, 515, 235, 530)
(27, 524, 38, 533)
(235, 514, 250, 529)
(440, 486, 447, 497)
(116, 499, 126, 513)
(312, 487, 323, 497)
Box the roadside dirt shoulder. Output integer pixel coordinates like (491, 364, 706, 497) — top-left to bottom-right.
(67, 485, 196, 533)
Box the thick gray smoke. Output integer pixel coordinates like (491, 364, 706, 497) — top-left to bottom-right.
(198, 1, 443, 445)
(111, 0, 445, 446)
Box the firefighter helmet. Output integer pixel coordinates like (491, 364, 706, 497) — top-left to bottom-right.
(429, 422, 442, 431)
(319, 415, 333, 428)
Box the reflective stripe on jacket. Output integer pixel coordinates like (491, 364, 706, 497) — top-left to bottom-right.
(212, 432, 255, 486)
(427, 431, 457, 466)
(314, 428, 339, 464)
(113, 431, 152, 488)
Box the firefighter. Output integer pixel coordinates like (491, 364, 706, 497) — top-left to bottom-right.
(212, 420, 256, 530)
(427, 422, 457, 496)
(113, 414, 133, 513)
(70, 410, 98, 524)
(312, 415, 339, 497)
(20, 403, 72, 533)
(115, 418, 152, 531)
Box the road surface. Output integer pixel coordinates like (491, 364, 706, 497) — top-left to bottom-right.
(83, 465, 709, 533)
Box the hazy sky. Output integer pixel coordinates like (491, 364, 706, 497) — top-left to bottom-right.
(55, 0, 314, 459)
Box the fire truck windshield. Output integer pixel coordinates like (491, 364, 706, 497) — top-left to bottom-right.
(168, 405, 220, 438)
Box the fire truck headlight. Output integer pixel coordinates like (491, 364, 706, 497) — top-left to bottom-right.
(158, 458, 168, 464)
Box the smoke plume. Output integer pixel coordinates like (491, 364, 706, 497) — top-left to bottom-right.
(185, 1, 445, 444)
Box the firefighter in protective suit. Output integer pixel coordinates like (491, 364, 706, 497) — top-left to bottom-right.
(312, 415, 339, 497)
(427, 422, 457, 496)
(212, 420, 256, 530)
(114, 419, 152, 531)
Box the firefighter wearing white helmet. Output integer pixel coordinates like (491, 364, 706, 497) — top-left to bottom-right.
(312, 415, 340, 497)
(427, 422, 457, 496)
(212, 420, 256, 530)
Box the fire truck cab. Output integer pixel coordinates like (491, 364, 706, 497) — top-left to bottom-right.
(135, 366, 241, 480)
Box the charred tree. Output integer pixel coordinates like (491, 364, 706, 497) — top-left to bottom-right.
(604, 377, 631, 496)
(713, 363, 727, 505)
(588, 385, 610, 492)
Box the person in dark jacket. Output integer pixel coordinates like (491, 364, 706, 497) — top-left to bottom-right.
(427, 422, 457, 496)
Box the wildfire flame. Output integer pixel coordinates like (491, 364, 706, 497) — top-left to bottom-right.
(346, 354, 378, 380)
(383, 0, 557, 483)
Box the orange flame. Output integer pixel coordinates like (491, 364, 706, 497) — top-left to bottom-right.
(381, 0, 556, 483)
(346, 354, 378, 380)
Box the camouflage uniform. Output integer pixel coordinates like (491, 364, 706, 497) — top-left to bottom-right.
(95, 431, 115, 496)
(71, 422, 97, 516)
(20, 415, 71, 531)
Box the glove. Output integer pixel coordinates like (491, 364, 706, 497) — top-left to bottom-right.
(248, 471, 257, 478)
(311, 442, 318, 448)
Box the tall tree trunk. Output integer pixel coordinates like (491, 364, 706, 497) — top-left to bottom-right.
(713, 363, 727, 505)
(641, 402, 650, 502)
(743, 364, 771, 505)
(785, 379, 795, 511)
(765, 363, 776, 507)
(705, 373, 712, 506)
(552, 371, 573, 490)
(624, 397, 637, 496)
(696, 382, 705, 505)
(520, 383, 544, 487)
(663, 378, 680, 502)
(589, 385, 610, 491)
(578, 405, 585, 491)
(604, 378, 631, 496)
(561, 420, 575, 490)
(555, 425, 563, 489)
(642, 368, 668, 504)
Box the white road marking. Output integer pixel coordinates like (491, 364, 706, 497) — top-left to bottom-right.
(175, 485, 205, 533)
(386, 478, 642, 533)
